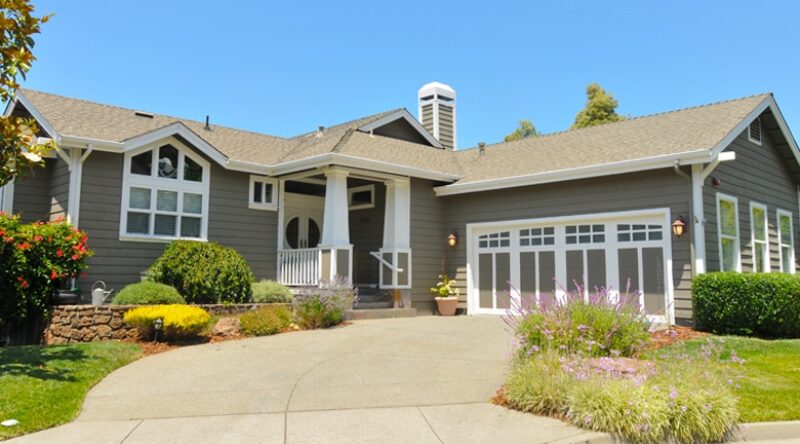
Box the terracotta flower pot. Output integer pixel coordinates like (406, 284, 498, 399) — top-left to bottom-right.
(435, 296, 459, 316)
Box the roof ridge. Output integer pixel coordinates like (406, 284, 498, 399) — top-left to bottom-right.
(290, 107, 404, 139)
(458, 92, 772, 153)
(18, 88, 289, 141)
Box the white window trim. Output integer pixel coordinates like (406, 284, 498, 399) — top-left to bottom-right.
(248, 175, 278, 211)
(0, 180, 14, 214)
(748, 117, 762, 146)
(777, 209, 796, 274)
(749, 201, 769, 273)
(348, 184, 375, 210)
(119, 137, 210, 243)
(716, 193, 741, 272)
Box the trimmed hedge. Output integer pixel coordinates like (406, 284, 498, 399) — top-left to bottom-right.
(147, 241, 254, 304)
(240, 306, 293, 336)
(693, 272, 800, 338)
(124, 304, 211, 340)
(251, 280, 293, 303)
(112, 281, 186, 305)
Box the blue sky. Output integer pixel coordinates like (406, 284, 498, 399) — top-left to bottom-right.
(23, 0, 800, 149)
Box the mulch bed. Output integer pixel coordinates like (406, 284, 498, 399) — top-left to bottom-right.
(648, 325, 708, 350)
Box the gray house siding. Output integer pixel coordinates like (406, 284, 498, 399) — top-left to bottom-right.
(437, 170, 694, 322)
(348, 182, 385, 286)
(49, 158, 70, 220)
(12, 158, 54, 222)
(704, 127, 800, 273)
(410, 178, 447, 313)
(75, 144, 278, 295)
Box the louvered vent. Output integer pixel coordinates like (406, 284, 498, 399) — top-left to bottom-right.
(749, 117, 762, 145)
(418, 82, 457, 150)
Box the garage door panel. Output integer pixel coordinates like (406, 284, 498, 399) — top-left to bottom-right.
(587, 249, 606, 291)
(566, 250, 583, 291)
(478, 253, 493, 309)
(618, 248, 640, 294)
(496, 253, 511, 309)
(642, 247, 666, 314)
(539, 251, 556, 296)
(520, 252, 536, 295)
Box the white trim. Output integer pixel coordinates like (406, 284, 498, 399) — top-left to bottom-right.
(119, 137, 211, 243)
(749, 201, 769, 273)
(0, 180, 14, 213)
(466, 208, 675, 324)
(691, 164, 707, 274)
(357, 109, 443, 149)
(248, 175, 278, 211)
(716, 193, 741, 272)
(348, 184, 375, 210)
(273, 152, 460, 181)
(748, 117, 763, 146)
(123, 122, 229, 166)
(777, 208, 795, 274)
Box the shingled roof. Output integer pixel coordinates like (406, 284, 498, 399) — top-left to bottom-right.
(13, 88, 784, 191)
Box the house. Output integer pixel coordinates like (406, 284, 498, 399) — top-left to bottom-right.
(2, 82, 798, 324)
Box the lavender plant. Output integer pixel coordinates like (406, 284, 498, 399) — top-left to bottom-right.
(294, 276, 357, 329)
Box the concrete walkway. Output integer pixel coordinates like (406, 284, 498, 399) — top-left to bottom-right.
(9, 316, 606, 444)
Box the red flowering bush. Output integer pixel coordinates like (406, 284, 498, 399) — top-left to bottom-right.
(0, 213, 93, 329)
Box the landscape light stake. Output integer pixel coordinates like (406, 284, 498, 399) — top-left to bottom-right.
(153, 318, 163, 343)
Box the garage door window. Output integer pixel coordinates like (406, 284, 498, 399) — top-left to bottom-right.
(565, 224, 605, 244)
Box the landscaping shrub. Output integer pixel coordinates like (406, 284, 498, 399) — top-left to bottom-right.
(0, 214, 92, 329)
(112, 281, 186, 305)
(251, 280, 293, 303)
(504, 339, 741, 443)
(147, 240, 254, 304)
(294, 279, 357, 329)
(123, 304, 211, 340)
(240, 306, 293, 336)
(508, 287, 650, 359)
(693, 272, 800, 338)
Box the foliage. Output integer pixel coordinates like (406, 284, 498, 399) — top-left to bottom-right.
(503, 119, 538, 142)
(693, 272, 800, 338)
(147, 240, 254, 304)
(0, 341, 141, 440)
(240, 306, 292, 336)
(429, 274, 459, 298)
(294, 278, 356, 329)
(0, 0, 55, 186)
(112, 281, 185, 305)
(507, 286, 650, 359)
(571, 83, 624, 129)
(123, 304, 211, 340)
(0, 214, 92, 329)
(652, 336, 800, 423)
(251, 279, 293, 303)
(506, 339, 740, 443)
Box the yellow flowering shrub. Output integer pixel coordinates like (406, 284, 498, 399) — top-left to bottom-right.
(124, 304, 211, 340)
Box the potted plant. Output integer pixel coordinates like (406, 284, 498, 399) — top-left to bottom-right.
(430, 274, 459, 316)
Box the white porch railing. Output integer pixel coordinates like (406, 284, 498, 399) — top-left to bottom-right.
(278, 248, 320, 286)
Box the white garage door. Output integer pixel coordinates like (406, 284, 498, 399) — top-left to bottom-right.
(467, 209, 674, 324)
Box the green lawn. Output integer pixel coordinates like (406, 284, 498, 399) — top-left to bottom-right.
(0, 341, 141, 440)
(654, 336, 800, 423)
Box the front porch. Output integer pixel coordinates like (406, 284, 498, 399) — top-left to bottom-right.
(275, 168, 412, 307)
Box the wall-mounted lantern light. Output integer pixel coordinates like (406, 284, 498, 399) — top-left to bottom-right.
(447, 232, 458, 247)
(672, 215, 687, 238)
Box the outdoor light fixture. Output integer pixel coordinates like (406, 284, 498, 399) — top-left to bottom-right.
(447, 232, 458, 247)
(711, 177, 722, 187)
(153, 318, 163, 343)
(672, 216, 687, 238)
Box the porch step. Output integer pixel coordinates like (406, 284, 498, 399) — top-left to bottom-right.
(354, 287, 393, 309)
(344, 307, 417, 321)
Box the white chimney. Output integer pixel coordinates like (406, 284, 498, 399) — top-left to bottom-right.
(418, 81, 456, 150)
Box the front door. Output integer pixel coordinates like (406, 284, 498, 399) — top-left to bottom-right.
(283, 193, 324, 249)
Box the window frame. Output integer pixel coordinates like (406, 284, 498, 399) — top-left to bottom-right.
(749, 201, 769, 273)
(348, 184, 375, 210)
(248, 175, 278, 211)
(777, 209, 796, 274)
(119, 137, 211, 243)
(716, 193, 741, 272)
(748, 117, 762, 146)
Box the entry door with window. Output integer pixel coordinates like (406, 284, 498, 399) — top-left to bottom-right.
(283, 193, 324, 250)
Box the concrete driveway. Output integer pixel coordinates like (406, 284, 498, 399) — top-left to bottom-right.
(10, 316, 606, 444)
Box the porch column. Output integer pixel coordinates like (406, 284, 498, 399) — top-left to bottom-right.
(319, 168, 352, 283)
(380, 177, 412, 307)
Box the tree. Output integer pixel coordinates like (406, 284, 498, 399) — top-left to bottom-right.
(0, 1, 54, 187)
(504, 119, 538, 142)
(571, 83, 624, 129)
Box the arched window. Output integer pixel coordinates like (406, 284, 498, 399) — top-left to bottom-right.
(120, 137, 210, 241)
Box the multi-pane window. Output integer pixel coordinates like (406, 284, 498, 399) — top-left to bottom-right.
(778, 210, 795, 274)
(122, 141, 208, 240)
(249, 176, 277, 210)
(750, 203, 769, 272)
(519, 227, 555, 247)
(565, 224, 605, 245)
(617, 224, 663, 242)
(478, 231, 510, 248)
(717, 194, 740, 272)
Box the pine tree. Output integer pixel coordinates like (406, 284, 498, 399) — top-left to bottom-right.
(504, 119, 538, 142)
(572, 83, 624, 129)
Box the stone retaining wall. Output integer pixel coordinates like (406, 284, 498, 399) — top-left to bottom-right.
(45, 303, 290, 345)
